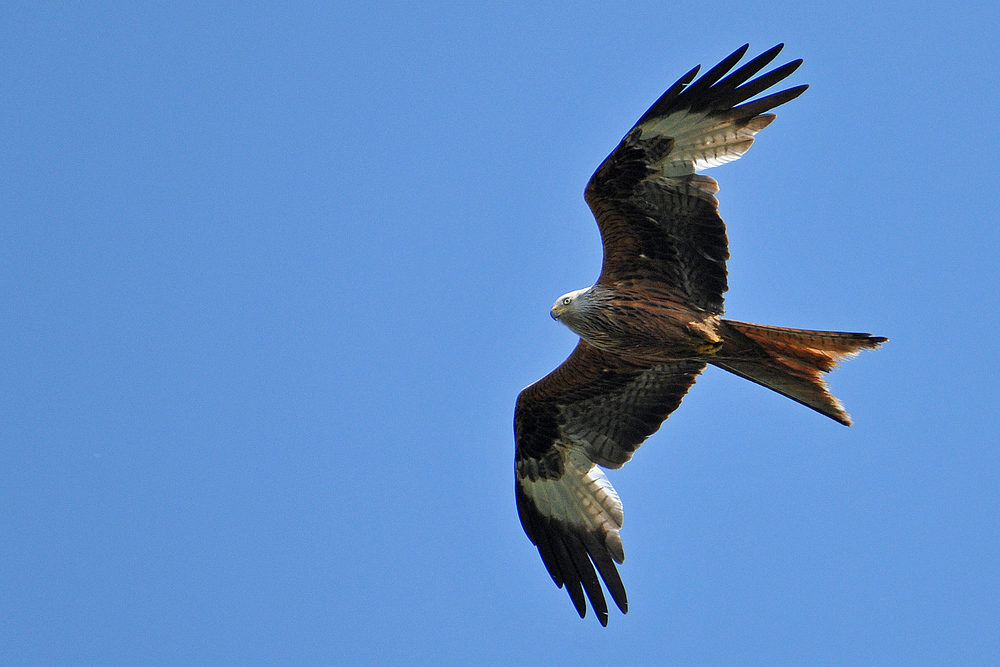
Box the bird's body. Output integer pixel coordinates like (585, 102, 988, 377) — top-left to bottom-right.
(514, 45, 886, 626)
(553, 282, 722, 362)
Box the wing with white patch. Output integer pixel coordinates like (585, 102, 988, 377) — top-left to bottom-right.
(585, 44, 808, 315)
(514, 341, 705, 625)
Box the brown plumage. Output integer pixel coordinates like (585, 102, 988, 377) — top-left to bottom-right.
(514, 44, 886, 626)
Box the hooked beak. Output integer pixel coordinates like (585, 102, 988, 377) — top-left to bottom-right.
(550, 307, 559, 320)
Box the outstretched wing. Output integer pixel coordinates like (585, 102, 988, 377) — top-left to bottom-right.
(514, 341, 705, 625)
(585, 44, 808, 315)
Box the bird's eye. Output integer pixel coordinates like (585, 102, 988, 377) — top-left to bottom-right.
(562, 297, 572, 306)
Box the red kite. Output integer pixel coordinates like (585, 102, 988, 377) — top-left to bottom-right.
(514, 45, 886, 626)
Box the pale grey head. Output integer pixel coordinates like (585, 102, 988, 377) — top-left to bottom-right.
(550, 286, 613, 340)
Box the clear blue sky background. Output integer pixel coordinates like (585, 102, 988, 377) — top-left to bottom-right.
(3, 1, 999, 664)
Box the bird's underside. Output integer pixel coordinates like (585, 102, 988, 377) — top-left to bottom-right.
(513, 44, 886, 626)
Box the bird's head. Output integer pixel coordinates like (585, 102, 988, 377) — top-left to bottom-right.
(550, 288, 590, 322)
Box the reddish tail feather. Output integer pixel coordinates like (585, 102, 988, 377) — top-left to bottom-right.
(712, 320, 887, 425)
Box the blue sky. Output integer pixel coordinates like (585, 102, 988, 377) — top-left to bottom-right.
(3, 1, 999, 664)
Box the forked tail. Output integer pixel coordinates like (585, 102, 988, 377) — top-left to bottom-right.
(712, 319, 887, 425)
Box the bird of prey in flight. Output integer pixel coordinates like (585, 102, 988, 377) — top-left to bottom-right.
(514, 44, 886, 626)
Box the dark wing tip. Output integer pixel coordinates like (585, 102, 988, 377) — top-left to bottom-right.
(634, 63, 701, 126)
(516, 481, 627, 625)
(564, 531, 609, 624)
(583, 532, 628, 614)
(633, 45, 807, 125)
(552, 536, 588, 618)
(731, 83, 809, 119)
(680, 63, 701, 85)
